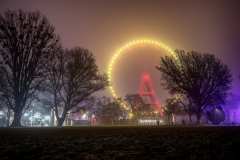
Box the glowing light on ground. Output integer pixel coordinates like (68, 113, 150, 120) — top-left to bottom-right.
(138, 119, 164, 125)
(107, 39, 175, 117)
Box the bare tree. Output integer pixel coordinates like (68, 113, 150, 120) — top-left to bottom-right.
(163, 96, 186, 125)
(169, 94, 195, 123)
(0, 10, 59, 127)
(163, 97, 178, 125)
(42, 47, 64, 126)
(157, 50, 232, 124)
(46, 47, 108, 126)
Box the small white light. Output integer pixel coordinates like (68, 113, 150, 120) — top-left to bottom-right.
(159, 119, 164, 123)
(81, 113, 88, 120)
(0, 111, 4, 116)
(33, 112, 41, 119)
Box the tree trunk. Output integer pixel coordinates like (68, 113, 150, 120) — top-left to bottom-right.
(188, 113, 192, 124)
(57, 117, 65, 127)
(171, 113, 175, 125)
(56, 109, 67, 127)
(50, 109, 55, 126)
(196, 113, 201, 125)
(169, 114, 173, 125)
(11, 110, 22, 127)
(167, 115, 171, 125)
(6, 107, 11, 127)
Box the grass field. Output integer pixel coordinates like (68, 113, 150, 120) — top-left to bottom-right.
(0, 126, 239, 160)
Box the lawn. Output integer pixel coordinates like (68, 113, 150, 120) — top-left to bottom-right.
(0, 126, 239, 160)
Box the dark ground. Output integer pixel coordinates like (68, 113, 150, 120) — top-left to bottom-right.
(0, 126, 239, 160)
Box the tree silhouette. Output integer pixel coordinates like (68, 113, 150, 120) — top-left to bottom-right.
(42, 47, 64, 126)
(46, 47, 108, 126)
(163, 95, 192, 125)
(125, 94, 154, 119)
(157, 50, 232, 124)
(0, 10, 59, 127)
(164, 97, 181, 125)
(95, 97, 124, 124)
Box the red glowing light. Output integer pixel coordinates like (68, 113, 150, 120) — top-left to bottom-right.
(138, 72, 163, 116)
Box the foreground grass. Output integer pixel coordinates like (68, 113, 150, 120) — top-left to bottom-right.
(0, 126, 239, 160)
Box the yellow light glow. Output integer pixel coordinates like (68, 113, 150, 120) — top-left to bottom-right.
(107, 39, 175, 115)
(128, 112, 134, 119)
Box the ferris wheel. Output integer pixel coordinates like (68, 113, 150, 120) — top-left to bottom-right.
(107, 39, 176, 118)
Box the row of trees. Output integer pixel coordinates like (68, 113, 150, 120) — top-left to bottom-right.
(0, 10, 108, 127)
(0, 10, 234, 127)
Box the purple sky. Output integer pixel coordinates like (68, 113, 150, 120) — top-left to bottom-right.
(1, 0, 239, 102)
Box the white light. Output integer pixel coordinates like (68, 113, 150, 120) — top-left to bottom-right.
(33, 112, 41, 119)
(24, 112, 29, 117)
(0, 111, 4, 116)
(139, 119, 157, 123)
(44, 115, 50, 121)
(81, 113, 88, 120)
(138, 119, 164, 125)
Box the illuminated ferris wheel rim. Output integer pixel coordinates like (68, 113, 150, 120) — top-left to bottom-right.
(107, 38, 175, 111)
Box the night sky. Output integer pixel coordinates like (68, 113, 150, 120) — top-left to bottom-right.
(1, 0, 239, 102)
